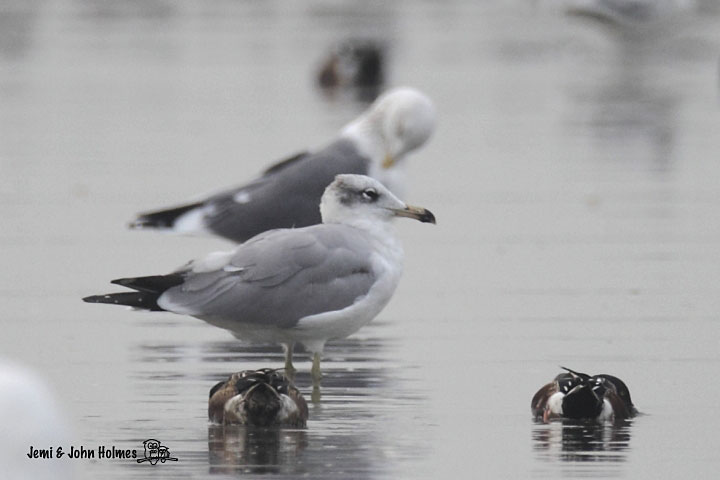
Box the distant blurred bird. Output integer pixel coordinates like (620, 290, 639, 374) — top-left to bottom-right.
(531, 367, 638, 422)
(565, 0, 696, 27)
(317, 40, 386, 101)
(86, 175, 436, 385)
(208, 369, 308, 427)
(0, 361, 72, 480)
(129, 87, 435, 243)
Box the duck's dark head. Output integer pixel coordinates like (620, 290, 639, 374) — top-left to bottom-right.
(209, 368, 307, 427)
(561, 383, 604, 419)
(243, 382, 282, 427)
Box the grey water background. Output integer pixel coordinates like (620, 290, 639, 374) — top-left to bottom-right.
(1, 0, 720, 478)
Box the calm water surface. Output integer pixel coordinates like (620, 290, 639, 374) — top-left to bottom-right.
(1, 1, 720, 478)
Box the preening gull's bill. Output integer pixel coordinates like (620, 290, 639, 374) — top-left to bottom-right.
(129, 87, 436, 243)
(85, 175, 436, 386)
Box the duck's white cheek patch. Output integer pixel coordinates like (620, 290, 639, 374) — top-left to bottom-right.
(548, 392, 564, 415)
(598, 399, 614, 422)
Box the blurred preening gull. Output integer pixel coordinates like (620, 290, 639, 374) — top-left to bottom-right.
(208, 368, 308, 427)
(85, 175, 436, 385)
(565, 0, 696, 26)
(129, 87, 436, 243)
(531, 367, 637, 423)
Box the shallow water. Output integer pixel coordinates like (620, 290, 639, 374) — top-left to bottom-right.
(1, 1, 720, 478)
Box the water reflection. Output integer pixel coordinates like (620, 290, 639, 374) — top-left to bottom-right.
(532, 419, 633, 464)
(207, 425, 308, 475)
(127, 333, 410, 477)
(80, 0, 176, 21)
(0, 0, 39, 60)
(199, 337, 394, 382)
(564, 34, 682, 169)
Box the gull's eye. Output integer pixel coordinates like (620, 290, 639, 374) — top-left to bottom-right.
(361, 188, 379, 201)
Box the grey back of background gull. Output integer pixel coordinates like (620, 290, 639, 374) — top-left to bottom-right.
(184, 139, 368, 242)
(129, 86, 436, 244)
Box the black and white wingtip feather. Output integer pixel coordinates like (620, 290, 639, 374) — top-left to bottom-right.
(531, 367, 637, 423)
(82, 274, 185, 311)
(129, 202, 205, 230)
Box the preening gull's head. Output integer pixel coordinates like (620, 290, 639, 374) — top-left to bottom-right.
(342, 87, 436, 170)
(320, 174, 436, 226)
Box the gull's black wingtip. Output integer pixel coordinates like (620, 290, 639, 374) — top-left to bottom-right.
(127, 202, 205, 230)
(82, 294, 103, 304)
(80, 291, 166, 311)
(127, 219, 146, 230)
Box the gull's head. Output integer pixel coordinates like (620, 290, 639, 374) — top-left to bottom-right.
(343, 87, 436, 169)
(320, 174, 436, 226)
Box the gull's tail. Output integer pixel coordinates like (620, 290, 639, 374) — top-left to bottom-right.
(82, 274, 185, 311)
(128, 202, 204, 231)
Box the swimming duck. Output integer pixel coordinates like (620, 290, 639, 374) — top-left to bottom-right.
(531, 367, 637, 422)
(317, 40, 385, 102)
(208, 369, 308, 427)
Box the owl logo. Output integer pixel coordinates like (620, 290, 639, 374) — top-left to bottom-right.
(137, 439, 178, 465)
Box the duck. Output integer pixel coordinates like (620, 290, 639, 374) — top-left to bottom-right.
(208, 368, 308, 427)
(531, 367, 637, 422)
(317, 39, 385, 101)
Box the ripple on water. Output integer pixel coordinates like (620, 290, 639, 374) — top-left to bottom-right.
(99, 331, 432, 478)
(532, 418, 634, 477)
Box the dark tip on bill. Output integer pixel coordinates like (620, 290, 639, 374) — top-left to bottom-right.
(419, 208, 436, 224)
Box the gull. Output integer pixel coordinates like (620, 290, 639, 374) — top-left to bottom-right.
(531, 367, 638, 423)
(565, 0, 696, 27)
(85, 174, 435, 386)
(129, 87, 436, 243)
(208, 368, 308, 427)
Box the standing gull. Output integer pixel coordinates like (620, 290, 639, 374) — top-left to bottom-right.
(85, 175, 435, 386)
(129, 87, 436, 243)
